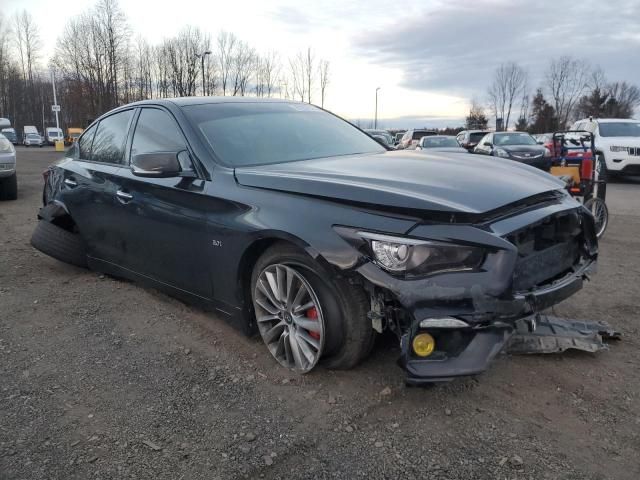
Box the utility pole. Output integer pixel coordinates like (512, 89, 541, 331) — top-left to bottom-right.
(51, 68, 59, 129)
(197, 51, 212, 96)
(374, 87, 381, 129)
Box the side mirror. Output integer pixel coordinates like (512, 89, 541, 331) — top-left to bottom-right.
(537, 140, 544, 145)
(485, 142, 493, 148)
(131, 151, 196, 178)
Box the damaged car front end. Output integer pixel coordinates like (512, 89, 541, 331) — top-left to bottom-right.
(334, 191, 598, 383)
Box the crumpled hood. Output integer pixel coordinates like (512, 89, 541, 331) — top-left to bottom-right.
(234, 150, 565, 214)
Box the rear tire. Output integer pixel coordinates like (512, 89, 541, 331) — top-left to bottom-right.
(31, 220, 88, 268)
(0, 173, 17, 200)
(584, 197, 608, 239)
(251, 243, 375, 372)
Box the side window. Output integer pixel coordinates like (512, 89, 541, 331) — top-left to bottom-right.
(131, 108, 187, 157)
(77, 124, 97, 160)
(90, 109, 134, 164)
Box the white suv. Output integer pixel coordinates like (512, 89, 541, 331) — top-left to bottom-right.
(570, 118, 640, 176)
(0, 133, 17, 200)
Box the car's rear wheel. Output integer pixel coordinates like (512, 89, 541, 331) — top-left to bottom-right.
(0, 173, 17, 200)
(31, 220, 88, 268)
(251, 243, 374, 373)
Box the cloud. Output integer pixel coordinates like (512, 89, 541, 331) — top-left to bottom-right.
(353, 0, 640, 98)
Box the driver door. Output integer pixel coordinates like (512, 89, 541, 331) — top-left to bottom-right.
(111, 107, 213, 299)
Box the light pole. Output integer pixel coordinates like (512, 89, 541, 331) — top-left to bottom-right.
(196, 51, 212, 96)
(374, 87, 381, 129)
(51, 67, 59, 130)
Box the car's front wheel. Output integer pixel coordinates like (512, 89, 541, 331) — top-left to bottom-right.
(251, 243, 374, 373)
(0, 173, 17, 200)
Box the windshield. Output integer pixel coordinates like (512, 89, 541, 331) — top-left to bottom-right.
(599, 122, 640, 137)
(421, 137, 459, 148)
(184, 102, 385, 167)
(412, 131, 435, 140)
(494, 133, 537, 146)
(470, 132, 487, 143)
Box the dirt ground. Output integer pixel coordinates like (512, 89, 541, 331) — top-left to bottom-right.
(1, 147, 639, 480)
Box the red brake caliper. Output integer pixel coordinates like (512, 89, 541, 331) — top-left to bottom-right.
(306, 307, 321, 340)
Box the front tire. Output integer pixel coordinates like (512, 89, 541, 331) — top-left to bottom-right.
(251, 243, 375, 373)
(0, 173, 17, 200)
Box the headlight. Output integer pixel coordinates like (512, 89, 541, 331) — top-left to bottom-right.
(357, 231, 485, 276)
(0, 138, 13, 153)
(494, 147, 510, 158)
(610, 146, 628, 152)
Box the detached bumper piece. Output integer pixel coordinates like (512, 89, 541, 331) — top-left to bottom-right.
(506, 315, 621, 354)
(400, 316, 620, 385)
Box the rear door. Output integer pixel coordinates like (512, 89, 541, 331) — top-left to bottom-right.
(60, 109, 135, 265)
(111, 106, 213, 299)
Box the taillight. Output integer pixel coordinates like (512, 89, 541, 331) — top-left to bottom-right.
(581, 157, 593, 180)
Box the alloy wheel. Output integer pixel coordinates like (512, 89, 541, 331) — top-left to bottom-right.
(253, 264, 325, 373)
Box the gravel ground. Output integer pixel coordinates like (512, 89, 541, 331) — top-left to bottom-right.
(1, 147, 639, 480)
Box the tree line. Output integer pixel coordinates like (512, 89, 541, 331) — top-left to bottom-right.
(0, 0, 331, 134)
(466, 57, 640, 133)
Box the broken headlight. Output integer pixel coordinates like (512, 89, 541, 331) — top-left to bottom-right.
(357, 231, 485, 276)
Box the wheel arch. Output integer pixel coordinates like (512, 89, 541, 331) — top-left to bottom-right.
(38, 200, 79, 233)
(235, 231, 336, 333)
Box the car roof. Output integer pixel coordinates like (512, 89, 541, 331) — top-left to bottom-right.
(423, 135, 455, 139)
(575, 118, 639, 124)
(128, 96, 296, 108)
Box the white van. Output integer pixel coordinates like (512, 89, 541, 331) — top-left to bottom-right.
(45, 127, 64, 145)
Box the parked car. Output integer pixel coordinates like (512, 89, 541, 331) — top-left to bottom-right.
(394, 132, 405, 145)
(415, 135, 467, 153)
(45, 127, 64, 145)
(65, 127, 84, 145)
(474, 131, 551, 171)
(0, 132, 17, 200)
(569, 118, 640, 177)
(364, 129, 394, 147)
(398, 129, 437, 150)
(457, 130, 490, 152)
(31, 98, 598, 384)
(23, 132, 44, 147)
(1, 128, 18, 145)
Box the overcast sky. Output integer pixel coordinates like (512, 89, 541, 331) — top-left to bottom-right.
(4, 0, 639, 128)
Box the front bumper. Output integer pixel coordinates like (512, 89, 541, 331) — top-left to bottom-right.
(0, 152, 16, 177)
(350, 196, 597, 382)
(399, 258, 594, 383)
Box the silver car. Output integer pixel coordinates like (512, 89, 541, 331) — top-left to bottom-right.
(24, 133, 44, 147)
(0, 133, 17, 200)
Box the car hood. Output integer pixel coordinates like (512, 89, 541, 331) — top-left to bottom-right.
(421, 147, 469, 153)
(500, 145, 546, 154)
(234, 151, 565, 214)
(596, 136, 640, 146)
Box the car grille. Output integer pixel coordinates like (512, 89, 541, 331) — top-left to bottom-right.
(512, 152, 542, 160)
(629, 147, 640, 156)
(505, 209, 583, 292)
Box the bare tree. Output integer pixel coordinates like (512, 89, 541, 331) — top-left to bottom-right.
(216, 31, 236, 96)
(545, 56, 590, 128)
(487, 62, 527, 131)
(289, 52, 305, 102)
(231, 40, 254, 96)
(14, 10, 41, 85)
(319, 59, 329, 108)
(304, 47, 315, 104)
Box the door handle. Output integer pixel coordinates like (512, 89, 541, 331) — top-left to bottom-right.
(64, 178, 78, 188)
(116, 190, 133, 203)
